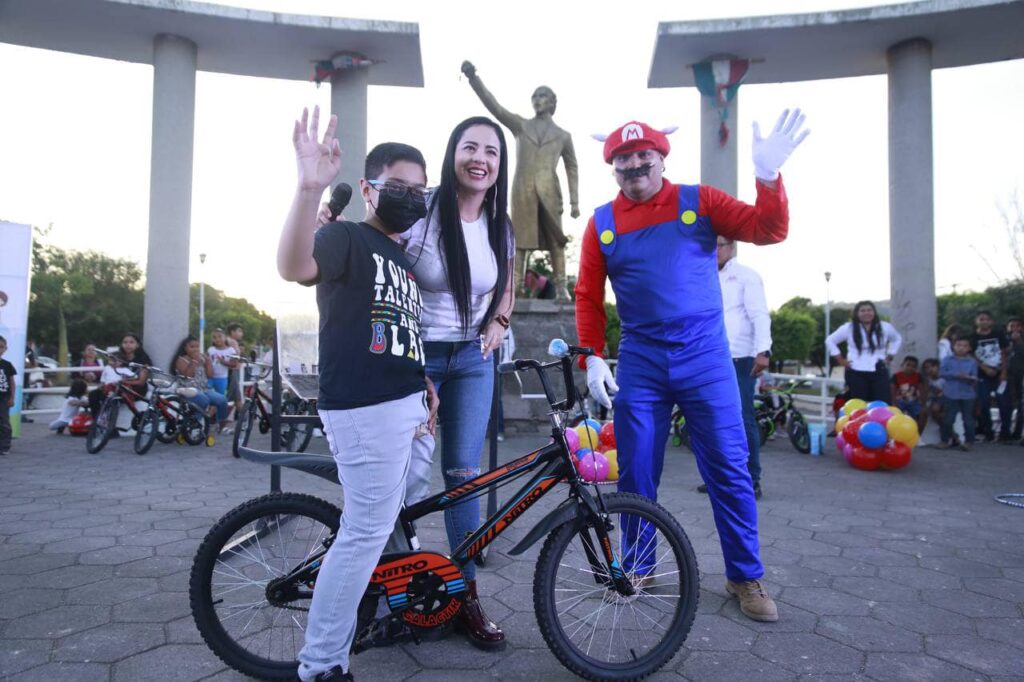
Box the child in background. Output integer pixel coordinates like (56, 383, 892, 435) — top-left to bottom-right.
(50, 378, 89, 434)
(939, 338, 978, 451)
(0, 336, 17, 456)
(207, 329, 239, 396)
(891, 355, 923, 419)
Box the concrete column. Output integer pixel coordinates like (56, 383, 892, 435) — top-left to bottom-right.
(887, 38, 935, 360)
(144, 34, 196, 372)
(699, 90, 738, 196)
(330, 68, 369, 194)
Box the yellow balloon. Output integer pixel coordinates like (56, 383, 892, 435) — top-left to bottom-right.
(888, 405, 903, 416)
(844, 399, 867, 415)
(575, 425, 600, 450)
(886, 414, 920, 448)
(604, 449, 619, 480)
(835, 415, 850, 433)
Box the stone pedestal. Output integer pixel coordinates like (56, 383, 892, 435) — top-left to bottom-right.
(501, 299, 580, 434)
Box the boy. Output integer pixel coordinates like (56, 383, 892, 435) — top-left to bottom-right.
(939, 338, 978, 450)
(970, 310, 1010, 441)
(0, 336, 16, 455)
(890, 355, 923, 421)
(277, 106, 437, 682)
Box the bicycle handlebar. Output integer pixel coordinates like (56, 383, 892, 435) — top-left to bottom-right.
(498, 339, 593, 413)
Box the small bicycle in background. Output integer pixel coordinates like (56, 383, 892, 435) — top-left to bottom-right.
(232, 358, 318, 458)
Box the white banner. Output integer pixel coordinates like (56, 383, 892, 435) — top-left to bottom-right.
(0, 222, 33, 438)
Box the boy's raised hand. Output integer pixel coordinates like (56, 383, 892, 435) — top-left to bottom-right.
(293, 106, 342, 193)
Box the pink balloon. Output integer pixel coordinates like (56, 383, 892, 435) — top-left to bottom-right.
(866, 407, 894, 424)
(836, 433, 847, 451)
(565, 428, 580, 453)
(578, 452, 610, 482)
(841, 442, 855, 463)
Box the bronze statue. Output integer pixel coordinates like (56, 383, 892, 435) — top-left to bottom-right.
(462, 60, 579, 300)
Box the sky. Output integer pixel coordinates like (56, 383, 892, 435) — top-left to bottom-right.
(1, 0, 1023, 319)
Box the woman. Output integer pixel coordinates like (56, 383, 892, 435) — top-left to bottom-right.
(207, 328, 238, 397)
(172, 336, 230, 431)
(76, 343, 104, 383)
(937, 323, 963, 362)
(826, 301, 902, 403)
(402, 117, 515, 649)
(88, 333, 152, 417)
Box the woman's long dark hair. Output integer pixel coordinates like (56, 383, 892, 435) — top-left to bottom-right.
(170, 336, 198, 375)
(120, 332, 152, 366)
(850, 301, 883, 353)
(426, 116, 511, 336)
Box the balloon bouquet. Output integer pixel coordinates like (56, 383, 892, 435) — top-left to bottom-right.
(834, 399, 918, 471)
(565, 419, 619, 483)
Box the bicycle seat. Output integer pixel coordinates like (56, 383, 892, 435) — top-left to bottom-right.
(237, 446, 339, 484)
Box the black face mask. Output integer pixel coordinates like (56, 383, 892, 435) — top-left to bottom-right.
(374, 192, 427, 234)
(615, 163, 654, 180)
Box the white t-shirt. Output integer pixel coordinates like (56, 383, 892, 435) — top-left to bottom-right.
(208, 345, 238, 378)
(100, 365, 135, 386)
(402, 210, 501, 342)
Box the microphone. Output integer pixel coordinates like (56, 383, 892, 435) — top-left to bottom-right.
(328, 182, 353, 221)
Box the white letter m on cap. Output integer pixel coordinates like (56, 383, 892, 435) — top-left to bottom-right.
(622, 123, 643, 142)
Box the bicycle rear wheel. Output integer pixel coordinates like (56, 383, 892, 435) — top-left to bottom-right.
(86, 400, 119, 454)
(787, 412, 810, 454)
(156, 396, 188, 444)
(189, 493, 340, 680)
(134, 410, 159, 455)
(232, 400, 256, 458)
(533, 492, 699, 681)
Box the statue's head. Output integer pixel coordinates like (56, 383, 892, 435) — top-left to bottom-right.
(532, 86, 557, 115)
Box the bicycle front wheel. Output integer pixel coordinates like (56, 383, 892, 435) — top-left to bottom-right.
(189, 493, 341, 680)
(534, 492, 699, 681)
(786, 412, 810, 454)
(86, 401, 119, 454)
(231, 400, 256, 458)
(134, 410, 159, 455)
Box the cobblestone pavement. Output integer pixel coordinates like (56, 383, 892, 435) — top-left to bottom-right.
(1, 420, 1023, 681)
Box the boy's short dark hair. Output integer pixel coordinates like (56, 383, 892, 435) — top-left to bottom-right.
(902, 355, 919, 365)
(364, 143, 427, 181)
(975, 310, 993, 319)
(0, 335, 6, 345)
(1007, 317, 1022, 325)
(953, 335, 972, 344)
(921, 358, 939, 370)
(227, 324, 242, 334)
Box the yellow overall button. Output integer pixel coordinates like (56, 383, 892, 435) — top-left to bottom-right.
(600, 230, 615, 245)
(681, 210, 697, 225)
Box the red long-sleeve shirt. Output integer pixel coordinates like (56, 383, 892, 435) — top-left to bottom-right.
(574, 177, 789, 361)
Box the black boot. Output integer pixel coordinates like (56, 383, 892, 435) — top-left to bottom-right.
(454, 579, 506, 650)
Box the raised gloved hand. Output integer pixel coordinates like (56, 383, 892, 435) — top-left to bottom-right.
(586, 356, 619, 410)
(752, 108, 810, 182)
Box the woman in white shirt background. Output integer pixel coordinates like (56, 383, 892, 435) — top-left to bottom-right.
(827, 300, 903, 403)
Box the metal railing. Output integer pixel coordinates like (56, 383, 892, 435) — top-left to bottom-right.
(762, 372, 844, 426)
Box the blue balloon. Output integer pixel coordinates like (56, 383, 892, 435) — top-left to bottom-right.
(866, 400, 889, 410)
(858, 421, 888, 449)
(576, 448, 593, 459)
(583, 418, 602, 433)
(838, 406, 847, 417)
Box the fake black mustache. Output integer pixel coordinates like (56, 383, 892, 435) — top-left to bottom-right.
(614, 163, 653, 180)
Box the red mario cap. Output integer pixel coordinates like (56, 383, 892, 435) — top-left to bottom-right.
(597, 121, 675, 164)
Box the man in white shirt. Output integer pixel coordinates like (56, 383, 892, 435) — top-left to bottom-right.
(701, 237, 772, 499)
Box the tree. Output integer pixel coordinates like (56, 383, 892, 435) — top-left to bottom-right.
(188, 284, 276, 358)
(29, 232, 144, 373)
(779, 296, 849, 375)
(769, 308, 816, 370)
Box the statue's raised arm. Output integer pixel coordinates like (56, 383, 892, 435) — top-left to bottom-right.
(461, 61, 524, 134)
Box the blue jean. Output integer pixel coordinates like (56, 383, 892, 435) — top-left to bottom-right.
(189, 389, 229, 422)
(942, 397, 976, 444)
(399, 341, 493, 581)
(975, 373, 1011, 438)
(208, 376, 228, 396)
(733, 357, 761, 484)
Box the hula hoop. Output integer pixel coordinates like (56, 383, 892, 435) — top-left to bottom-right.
(994, 493, 1024, 509)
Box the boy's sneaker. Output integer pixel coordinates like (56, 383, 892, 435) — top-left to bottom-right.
(726, 579, 779, 622)
(959, 443, 972, 452)
(314, 666, 353, 681)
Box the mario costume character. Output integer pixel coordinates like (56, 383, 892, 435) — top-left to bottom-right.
(575, 110, 808, 622)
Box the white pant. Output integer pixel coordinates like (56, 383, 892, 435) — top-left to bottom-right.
(298, 391, 426, 681)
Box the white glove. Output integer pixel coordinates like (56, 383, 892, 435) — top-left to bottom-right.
(752, 108, 810, 182)
(586, 356, 619, 410)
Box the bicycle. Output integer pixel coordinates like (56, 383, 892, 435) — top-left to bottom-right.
(190, 340, 699, 681)
(232, 359, 317, 458)
(133, 364, 211, 455)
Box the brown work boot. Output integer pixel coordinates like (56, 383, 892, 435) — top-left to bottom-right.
(726, 579, 779, 622)
(454, 580, 506, 650)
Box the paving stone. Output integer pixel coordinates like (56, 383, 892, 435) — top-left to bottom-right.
(2, 604, 112, 639)
(926, 635, 1024, 676)
(34, 564, 112, 589)
(54, 622, 166, 662)
(918, 555, 1004, 577)
(113, 555, 191, 578)
(778, 587, 872, 616)
(0, 552, 78, 575)
(765, 564, 831, 588)
(921, 588, 1022, 618)
(772, 538, 842, 557)
(865, 652, 991, 682)
(870, 602, 975, 635)
(41, 535, 118, 554)
(0, 638, 52, 676)
(0, 588, 64, 619)
(752, 633, 865, 675)
(66, 577, 160, 605)
(962, 577, 1024, 604)
(112, 592, 191, 622)
(7, 661, 110, 681)
(799, 556, 876, 577)
(0, 543, 42, 562)
(679, 650, 794, 681)
(879, 539, 958, 558)
(8, 527, 82, 545)
(165, 616, 204, 644)
(79, 545, 154, 565)
(52, 513, 121, 529)
(840, 547, 919, 567)
(877, 566, 963, 591)
(119, 530, 189, 547)
(974, 617, 1024, 651)
(113, 643, 225, 681)
(685, 614, 756, 651)
(816, 615, 922, 652)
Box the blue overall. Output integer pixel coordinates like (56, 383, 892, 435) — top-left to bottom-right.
(595, 184, 763, 582)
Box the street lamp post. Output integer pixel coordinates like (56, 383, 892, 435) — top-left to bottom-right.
(824, 271, 832, 377)
(199, 253, 207, 351)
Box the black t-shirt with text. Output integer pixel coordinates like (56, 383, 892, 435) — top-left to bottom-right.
(308, 221, 425, 409)
(0, 359, 16, 397)
(970, 330, 1008, 370)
